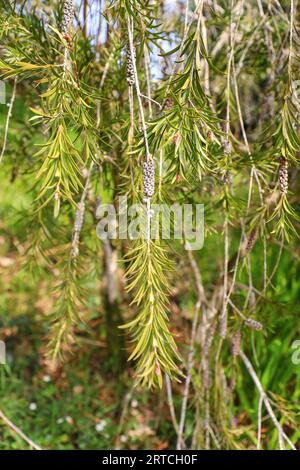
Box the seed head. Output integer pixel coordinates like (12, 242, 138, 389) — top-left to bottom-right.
(126, 44, 135, 87)
(61, 0, 74, 35)
(279, 157, 288, 196)
(245, 228, 257, 254)
(245, 318, 263, 331)
(142, 159, 155, 198)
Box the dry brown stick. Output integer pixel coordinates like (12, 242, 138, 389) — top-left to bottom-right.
(239, 351, 296, 450)
(193, 268, 224, 448)
(220, 0, 244, 339)
(0, 409, 42, 450)
(176, 299, 200, 450)
(113, 382, 136, 449)
(220, 218, 229, 338)
(257, 394, 263, 450)
(186, 242, 207, 303)
(83, 0, 88, 37)
(165, 374, 186, 449)
(71, 163, 93, 259)
(176, 244, 205, 450)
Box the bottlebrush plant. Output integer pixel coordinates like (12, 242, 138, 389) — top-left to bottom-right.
(0, 0, 300, 450)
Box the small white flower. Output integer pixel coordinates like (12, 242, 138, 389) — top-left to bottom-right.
(65, 416, 73, 424)
(131, 399, 138, 408)
(57, 417, 64, 424)
(43, 374, 51, 383)
(120, 434, 127, 443)
(29, 402, 37, 411)
(95, 420, 106, 433)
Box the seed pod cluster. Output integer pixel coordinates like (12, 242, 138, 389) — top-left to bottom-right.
(245, 318, 263, 331)
(245, 228, 257, 254)
(142, 159, 155, 198)
(279, 157, 288, 195)
(126, 44, 135, 87)
(231, 330, 241, 357)
(61, 0, 74, 35)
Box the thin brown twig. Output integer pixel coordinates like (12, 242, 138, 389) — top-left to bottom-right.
(113, 382, 136, 449)
(176, 300, 200, 450)
(0, 409, 42, 450)
(239, 351, 296, 450)
(176, 244, 204, 450)
(257, 394, 263, 450)
(165, 374, 186, 449)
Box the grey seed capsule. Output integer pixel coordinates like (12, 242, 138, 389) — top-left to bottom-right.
(61, 0, 74, 34)
(245, 228, 257, 254)
(126, 44, 135, 87)
(279, 157, 288, 196)
(245, 318, 263, 331)
(142, 159, 155, 198)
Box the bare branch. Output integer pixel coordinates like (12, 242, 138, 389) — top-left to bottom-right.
(0, 409, 42, 450)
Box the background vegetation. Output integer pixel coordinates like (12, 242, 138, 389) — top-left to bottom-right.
(0, 0, 299, 450)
